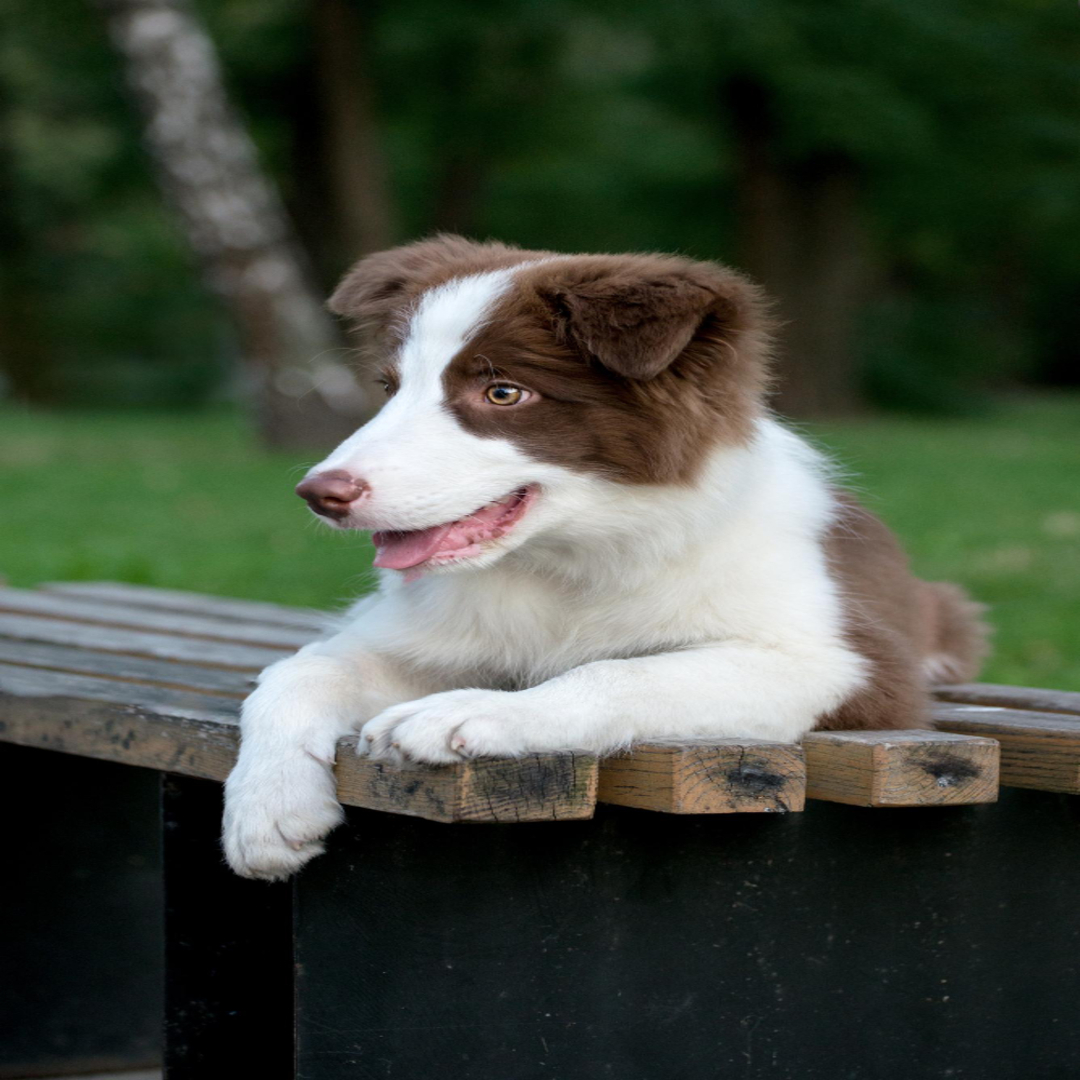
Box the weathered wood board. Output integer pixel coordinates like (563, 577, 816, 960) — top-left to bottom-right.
(597, 740, 805, 813)
(935, 682, 1080, 717)
(0, 587, 318, 649)
(0, 665, 597, 823)
(9, 580, 1080, 820)
(933, 703, 1080, 795)
(337, 739, 598, 823)
(803, 728, 1000, 807)
(43, 580, 334, 632)
(0, 611, 288, 669)
(0, 637, 251, 696)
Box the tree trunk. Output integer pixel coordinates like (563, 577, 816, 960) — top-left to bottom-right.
(0, 86, 54, 403)
(311, 0, 396, 262)
(432, 151, 486, 237)
(727, 78, 873, 418)
(93, 0, 370, 449)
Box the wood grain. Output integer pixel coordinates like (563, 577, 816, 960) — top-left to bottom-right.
(0, 665, 597, 822)
(0, 611, 287, 669)
(803, 729, 1000, 807)
(598, 740, 805, 813)
(935, 683, 1080, 717)
(0, 670, 242, 783)
(0, 637, 251, 696)
(337, 739, 598, 822)
(0, 587, 317, 649)
(933, 703, 1080, 794)
(0, 661, 242, 724)
(43, 580, 333, 632)
(6, 582, 1073, 818)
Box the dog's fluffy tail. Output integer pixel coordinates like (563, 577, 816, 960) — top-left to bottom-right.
(918, 581, 991, 684)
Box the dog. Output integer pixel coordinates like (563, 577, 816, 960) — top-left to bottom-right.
(222, 235, 988, 880)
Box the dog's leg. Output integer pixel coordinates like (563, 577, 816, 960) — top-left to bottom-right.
(222, 635, 435, 880)
(360, 643, 868, 763)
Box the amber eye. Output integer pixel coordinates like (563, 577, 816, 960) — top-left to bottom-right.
(484, 384, 526, 406)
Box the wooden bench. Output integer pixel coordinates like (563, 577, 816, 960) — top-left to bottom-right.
(2, 582, 1079, 1079)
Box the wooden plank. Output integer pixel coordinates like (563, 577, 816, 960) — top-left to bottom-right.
(933, 703, 1080, 795)
(935, 683, 1080, 717)
(0, 612, 287, 670)
(336, 740, 598, 823)
(0, 587, 317, 649)
(0, 665, 596, 822)
(0, 637, 251, 696)
(43, 580, 333, 632)
(597, 740, 804, 813)
(803, 729, 999, 807)
(0, 662, 242, 725)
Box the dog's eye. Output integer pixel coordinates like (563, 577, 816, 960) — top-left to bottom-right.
(484, 384, 528, 406)
(375, 377, 395, 397)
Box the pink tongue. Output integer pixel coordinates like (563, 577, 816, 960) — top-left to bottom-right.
(372, 524, 454, 571)
(370, 496, 523, 573)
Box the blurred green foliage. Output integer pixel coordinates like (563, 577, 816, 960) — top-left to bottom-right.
(0, 0, 227, 404)
(2, 395, 1077, 689)
(1, 0, 1079, 407)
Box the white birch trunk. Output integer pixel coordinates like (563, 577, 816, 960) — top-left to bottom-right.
(94, 0, 371, 447)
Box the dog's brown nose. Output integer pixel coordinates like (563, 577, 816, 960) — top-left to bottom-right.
(295, 470, 367, 519)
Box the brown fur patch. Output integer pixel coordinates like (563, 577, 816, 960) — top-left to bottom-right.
(917, 581, 991, 683)
(818, 491, 988, 730)
(445, 259, 771, 483)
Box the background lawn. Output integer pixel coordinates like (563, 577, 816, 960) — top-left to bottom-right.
(1, 396, 1077, 690)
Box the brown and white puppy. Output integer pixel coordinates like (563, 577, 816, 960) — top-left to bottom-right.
(222, 236, 988, 880)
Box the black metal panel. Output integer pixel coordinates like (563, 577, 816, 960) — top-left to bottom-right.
(162, 775, 294, 1079)
(295, 790, 1080, 1080)
(0, 744, 162, 1078)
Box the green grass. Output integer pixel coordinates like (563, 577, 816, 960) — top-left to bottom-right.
(810, 396, 1080, 691)
(0, 405, 377, 610)
(1, 396, 1078, 690)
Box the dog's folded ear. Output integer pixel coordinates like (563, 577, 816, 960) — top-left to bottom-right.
(328, 235, 478, 330)
(328, 235, 527, 334)
(536, 258, 768, 381)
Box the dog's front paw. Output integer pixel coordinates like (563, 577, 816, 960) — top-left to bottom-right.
(359, 689, 540, 765)
(222, 752, 344, 881)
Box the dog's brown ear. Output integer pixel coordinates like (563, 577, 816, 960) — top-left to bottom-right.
(327, 253, 407, 329)
(328, 235, 476, 330)
(328, 234, 526, 333)
(538, 259, 765, 381)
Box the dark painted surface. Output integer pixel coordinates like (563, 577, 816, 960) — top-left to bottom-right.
(0, 744, 162, 1078)
(295, 790, 1080, 1080)
(162, 775, 294, 1079)
(8, 748, 1078, 1080)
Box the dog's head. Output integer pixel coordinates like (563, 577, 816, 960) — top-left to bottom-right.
(298, 236, 773, 577)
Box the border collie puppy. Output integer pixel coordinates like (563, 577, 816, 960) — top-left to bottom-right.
(223, 236, 987, 880)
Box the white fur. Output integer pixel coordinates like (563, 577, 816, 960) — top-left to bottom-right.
(314, 269, 544, 537)
(223, 271, 868, 880)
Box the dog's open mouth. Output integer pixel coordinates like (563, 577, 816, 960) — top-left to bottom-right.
(372, 486, 538, 574)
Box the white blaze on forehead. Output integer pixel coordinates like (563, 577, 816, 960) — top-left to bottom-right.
(315, 266, 523, 480)
(396, 269, 518, 398)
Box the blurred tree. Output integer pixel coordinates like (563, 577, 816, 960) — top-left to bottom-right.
(368, 0, 568, 239)
(1, 0, 1077, 422)
(0, 83, 52, 402)
(311, 0, 396, 260)
(92, 0, 369, 447)
(636, 0, 1080, 414)
(726, 76, 871, 417)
